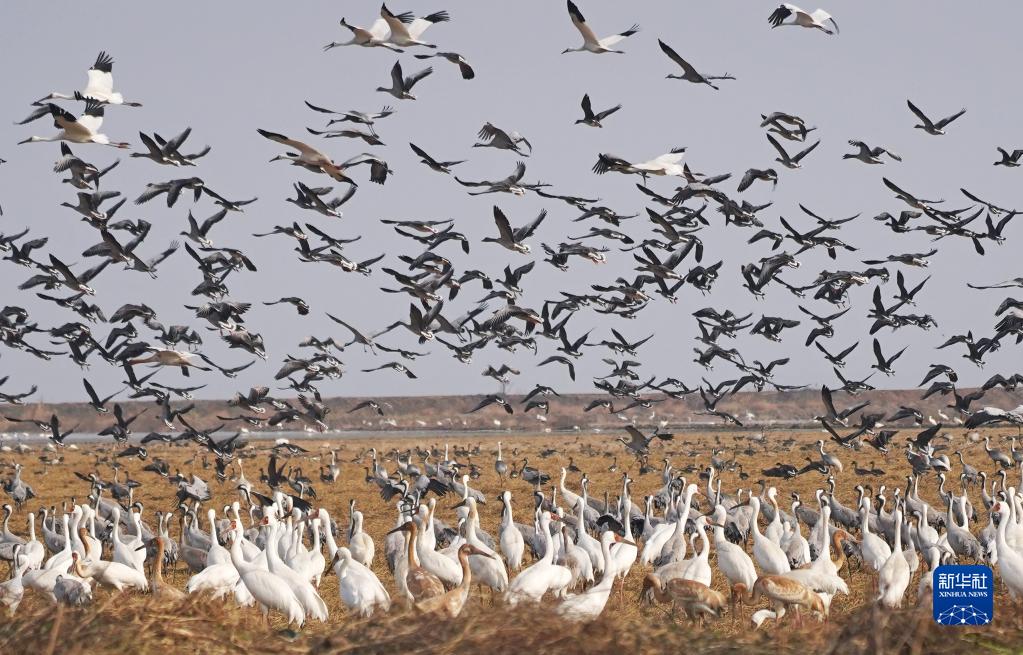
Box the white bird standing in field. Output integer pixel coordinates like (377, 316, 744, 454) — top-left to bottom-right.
(499, 490, 525, 570)
(556, 531, 626, 621)
(227, 523, 304, 625)
(710, 504, 757, 614)
(749, 496, 791, 575)
(348, 506, 375, 567)
(506, 512, 572, 605)
(330, 546, 392, 617)
(877, 507, 910, 607)
(859, 499, 892, 572)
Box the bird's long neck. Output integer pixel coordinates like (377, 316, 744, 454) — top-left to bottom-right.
(155, 538, 167, 584)
(406, 523, 421, 568)
(751, 500, 763, 536)
(78, 527, 92, 559)
(320, 512, 339, 559)
(598, 536, 616, 584)
(893, 513, 902, 552)
(228, 531, 250, 573)
(643, 574, 671, 603)
(540, 519, 556, 563)
(457, 550, 473, 591)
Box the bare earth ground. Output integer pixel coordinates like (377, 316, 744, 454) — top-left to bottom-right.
(3, 428, 1023, 654)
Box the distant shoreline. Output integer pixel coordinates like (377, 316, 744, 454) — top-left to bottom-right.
(2, 387, 1020, 437)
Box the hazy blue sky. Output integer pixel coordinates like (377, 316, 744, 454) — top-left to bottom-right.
(2, 1, 1020, 403)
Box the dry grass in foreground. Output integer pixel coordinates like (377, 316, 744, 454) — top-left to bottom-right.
(3, 595, 1023, 655)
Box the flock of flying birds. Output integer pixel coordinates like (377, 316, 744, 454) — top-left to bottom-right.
(1, 1, 1023, 633)
(1, 1, 1022, 448)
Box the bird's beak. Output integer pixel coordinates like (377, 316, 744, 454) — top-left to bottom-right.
(451, 499, 467, 510)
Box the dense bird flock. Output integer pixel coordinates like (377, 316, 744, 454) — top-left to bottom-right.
(2, 1, 1023, 643)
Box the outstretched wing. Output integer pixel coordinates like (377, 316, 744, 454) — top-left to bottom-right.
(658, 39, 699, 77)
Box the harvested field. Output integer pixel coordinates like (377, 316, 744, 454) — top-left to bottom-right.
(2, 428, 1021, 654)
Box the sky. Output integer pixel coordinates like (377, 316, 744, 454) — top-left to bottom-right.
(1, 1, 1021, 404)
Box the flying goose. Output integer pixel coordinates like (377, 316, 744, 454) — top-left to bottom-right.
(132, 128, 209, 166)
(766, 134, 820, 169)
(907, 100, 966, 135)
(466, 395, 513, 414)
(287, 182, 355, 218)
(737, 168, 778, 192)
(45, 254, 107, 295)
(576, 93, 622, 127)
(482, 206, 546, 254)
(994, 148, 1023, 167)
(53, 143, 118, 189)
(379, 302, 447, 342)
(362, 361, 417, 379)
(870, 338, 906, 376)
(413, 52, 475, 79)
(376, 60, 433, 100)
(843, 140, 901, 165)
(179, 209, 227, 248)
